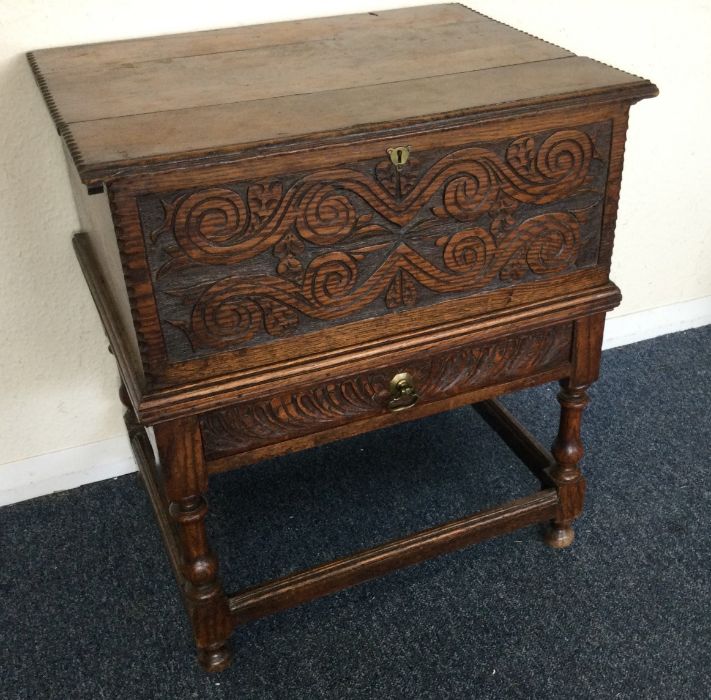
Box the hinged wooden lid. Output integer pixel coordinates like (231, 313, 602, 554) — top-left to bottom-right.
(28, 4, 657, 186)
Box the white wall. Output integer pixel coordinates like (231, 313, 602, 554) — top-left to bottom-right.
(0, 2, 709, 481)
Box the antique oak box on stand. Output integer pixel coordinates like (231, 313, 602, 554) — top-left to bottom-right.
(29, 4, 657, 671)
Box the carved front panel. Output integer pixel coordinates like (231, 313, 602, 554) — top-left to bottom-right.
(138, 123, 610, 362)
(200, 323, 572, 460)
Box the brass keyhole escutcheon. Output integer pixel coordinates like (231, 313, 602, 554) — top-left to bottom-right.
(387, 371, 419, 412)
(387, 145, 412, 170)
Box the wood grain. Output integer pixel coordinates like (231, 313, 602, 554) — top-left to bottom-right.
(27, 5, 656, 184)
(26, 6, 486, 75)
(153, 417, 233, 672)
(229, 489, 559, 624)
(142, 281, 619, 425)
(106, 104, 623, 391)
(139, 124, 608, 359)
(39, 23, 571, 122)
(205, 365, 570, 475)
(45, 4, 657, 673)
(201, 323, 572, 460)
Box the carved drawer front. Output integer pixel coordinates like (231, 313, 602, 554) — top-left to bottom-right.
(200, 323, 573, 462)
(137, 122, 611, 365)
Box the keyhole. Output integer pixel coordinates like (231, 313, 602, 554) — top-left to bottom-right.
(388, 145, 411, 169)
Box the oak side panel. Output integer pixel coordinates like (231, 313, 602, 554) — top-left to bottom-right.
(67, 157, 144, 388)
(598, 105, 631, 267)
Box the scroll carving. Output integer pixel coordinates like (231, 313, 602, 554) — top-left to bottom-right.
(201, 324, 572, 460)
(152, 129, 593, 266)
(140, 124, 609, 357)
(172, 213, 578, 350)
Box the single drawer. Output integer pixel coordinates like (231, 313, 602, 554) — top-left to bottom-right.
(136, 121, 610, 370)
(200, 322, 573, 466)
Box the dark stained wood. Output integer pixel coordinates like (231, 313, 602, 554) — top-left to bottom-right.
(202, 324, 572, 460)
(153, 418, 233, 672)
(107, 101, 635, 193)
(543, 312, 604, 548)
(35, 5, 657, 672)
(571, 311, 607, 386)
(72, 233, 144, 413)
(598, 109, 631, 268)
(143, 281, 617, 425)
(544, 378, 589, 549)
(121, 387, 183, 586)
(229, 489, 559, 624)
(139, 123, 609, 362)
(75, 216, 615, 426)
(27, 5, 656, 185)
(206, 365, 569, 475)
(105, 102, 624, 392)
(67, 163, 143, 386)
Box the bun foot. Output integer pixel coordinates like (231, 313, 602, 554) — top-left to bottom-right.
(197, 641, 233, 673)
(544, 523, 575, 549)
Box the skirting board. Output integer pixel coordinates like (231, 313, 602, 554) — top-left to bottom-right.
(0, 436, 135, 508)
(1, 296, 710, 508)
(601, 295, 711, 350)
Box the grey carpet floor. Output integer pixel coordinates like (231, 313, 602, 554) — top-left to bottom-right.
(1, 325, 710, 699)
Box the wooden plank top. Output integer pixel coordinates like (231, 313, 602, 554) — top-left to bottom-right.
(28, 4, 657, 185)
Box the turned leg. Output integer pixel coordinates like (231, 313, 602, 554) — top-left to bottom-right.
(544, 380, 589, 548)
(154, 417, 234, 672)
(543, 313, 605, 548)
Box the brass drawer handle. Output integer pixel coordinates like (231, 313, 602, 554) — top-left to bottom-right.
(387, 372, 419, 412)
